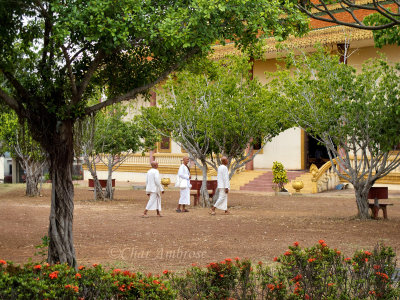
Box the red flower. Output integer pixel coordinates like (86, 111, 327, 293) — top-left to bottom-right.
(258, 261, 263, 266)
(305, 295, 310, 300)
(123, 270, 131, 276)
(73, 286, 79, 293)
(328, 283, 334, 287)
(373, 265, 381, 270)
(284, 251, 291, 256)
(364, 258, 368, 262)
(267, 284, 275, 290)
(78, 265, 85, 270)
(234, 257, 240, 261)
(163, 270, 168, 275)
(153, 280, 160, 284)
(219, 274, 224, 278)
(344, 257, 351, 262)
(273, 257, 278, 262)
(293, 241, 299, 247)
(33, 265, 42, 270)
(321, 243, 327, 248)
(225, 258, 232, 262)
(113, 269, 121, 274)
(75, 273, 81, 279)
(0, 260, 6, 265)
(364, 251, 372, 256)
(49, 271, 59, 279)
(92, 264, 98, 267)
(318, 239, 325, 245)
(308, 258, 316, 263)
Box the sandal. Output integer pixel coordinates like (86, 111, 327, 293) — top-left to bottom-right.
(182, 209, 189, 212)
(175, 209, 181, 213)
(211, 211, 216, 216)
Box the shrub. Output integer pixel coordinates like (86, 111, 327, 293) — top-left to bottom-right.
(0, 262, 175, 299)
(272, 161, 288, 192)
(0, 242, 398, 299)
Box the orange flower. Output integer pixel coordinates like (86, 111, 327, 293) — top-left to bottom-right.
(49, 271, 59, 279)
(78, 265, 85, 270)
(267, 284, 275, 290)
(92, 264, 98, 267)
(308, 258, 316, 263)
(364, 251, 372, 256)
(318, 239, 325, 244)
(0, 260, 6, 265)
(219, 274, 224, 278)
(75, 273, 81, 279)
(33, 265, 42, 270)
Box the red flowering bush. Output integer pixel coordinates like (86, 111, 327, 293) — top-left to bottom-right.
(274, 241, 399, 299)
(0, 262, 175, 299)
(166, 258, 256, 299)
(0, 242, 398, 299)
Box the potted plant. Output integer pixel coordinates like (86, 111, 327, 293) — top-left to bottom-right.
(272, 161, 289, 193)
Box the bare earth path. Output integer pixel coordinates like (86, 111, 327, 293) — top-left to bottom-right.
(1, 183, 399, 274)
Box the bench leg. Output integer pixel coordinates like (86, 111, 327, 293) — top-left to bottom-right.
(372, 206, 379, 220)
(382, 207, 388, 219)
(193, 195, 199, 206)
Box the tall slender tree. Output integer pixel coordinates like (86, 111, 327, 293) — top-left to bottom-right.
(268, 49, 400, 219)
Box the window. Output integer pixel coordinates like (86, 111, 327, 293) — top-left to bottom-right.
(157, 136, 171, 153)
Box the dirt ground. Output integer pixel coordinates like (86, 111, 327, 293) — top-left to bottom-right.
(1, 182, 400, 275)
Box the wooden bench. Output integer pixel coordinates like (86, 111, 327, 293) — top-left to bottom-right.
(88, 178, 115, 190)
(368, 187, 393, 219)
(190, 179, 217, 206)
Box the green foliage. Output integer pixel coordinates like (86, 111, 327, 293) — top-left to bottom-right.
(94, 104, 157, 157)
(275, 241, 399, 299)
(0, 242, 399, 299)
(142, 56, 293, 175)
(166, 258, 256, 299)
(272, 161, 288, 191)
(0, 262, 175, 299)
(0, 110, 45, 162)
(364, 11, 400, 47)
(34, 236, 50, 264)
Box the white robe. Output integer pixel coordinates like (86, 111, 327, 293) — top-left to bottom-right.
(145, 168, 163, 211)
(214, 165, 230, 211)
(178, 164, 191, 205)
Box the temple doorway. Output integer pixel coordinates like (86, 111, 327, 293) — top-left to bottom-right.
(304, 133, 330, 169)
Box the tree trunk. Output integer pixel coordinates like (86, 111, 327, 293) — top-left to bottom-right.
(83, 156, 104, 201)
(46, 120, 77, 268)
(199, 164, 210, 207)
(20, 158, 46, 197)
(25, 170, 40, 196)
(354, 185, 371, 219)
(105, 156, 114, 200)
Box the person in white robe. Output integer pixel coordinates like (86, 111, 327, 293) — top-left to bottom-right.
(210, 156, 230, 215)
(176, 156, 191, 212)
(143, 161, 164, 217)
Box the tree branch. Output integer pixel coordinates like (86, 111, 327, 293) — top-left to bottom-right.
(0, 88, 20, 111)
(85, 48, 200, 115)
(61, 45, 78, 100)
(76, 50, 106, 104)
(296, 1, 399, 30)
